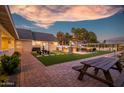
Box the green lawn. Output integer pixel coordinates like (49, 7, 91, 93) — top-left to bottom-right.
(32, 51, 112, 66)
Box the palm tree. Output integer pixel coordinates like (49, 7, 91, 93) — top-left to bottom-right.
(65, 32, 72, 45)
(56, 31, 65, 45)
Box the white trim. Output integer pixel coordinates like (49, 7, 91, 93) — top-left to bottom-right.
(4, 5, 19, 39)
(18, 39, 58, 42)
(18, 38, 32, 41)
(0, 48, 15, 56)
(35, 40, 57, 42)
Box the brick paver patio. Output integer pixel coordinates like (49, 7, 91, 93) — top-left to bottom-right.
(19, 52, 55, 86)
(19, 52, 121, 87)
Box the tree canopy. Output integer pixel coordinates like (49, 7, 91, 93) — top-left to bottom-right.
(56, 28, 98, 45)
(71, 28, 97, 43)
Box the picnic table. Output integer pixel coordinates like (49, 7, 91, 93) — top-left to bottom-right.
(73, 57, 123, 86)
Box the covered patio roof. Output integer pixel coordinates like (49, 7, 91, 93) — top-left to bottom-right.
(0, 5, 19, 39)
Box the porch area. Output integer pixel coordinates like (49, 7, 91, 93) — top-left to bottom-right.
(0, 6, 17, 56)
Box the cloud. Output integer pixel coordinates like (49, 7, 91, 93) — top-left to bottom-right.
(15, 24, 37, 29)
(10, 5, 124, 29)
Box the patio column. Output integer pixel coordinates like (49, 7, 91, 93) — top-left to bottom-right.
(48, 42, 50, 51)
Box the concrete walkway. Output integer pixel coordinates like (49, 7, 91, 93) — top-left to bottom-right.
(19, 52, 121, 87)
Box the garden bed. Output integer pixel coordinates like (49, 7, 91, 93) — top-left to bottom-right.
(0, 52, 20, 87)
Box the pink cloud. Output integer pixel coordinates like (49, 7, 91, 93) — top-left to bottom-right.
(10, 5, 123, 28)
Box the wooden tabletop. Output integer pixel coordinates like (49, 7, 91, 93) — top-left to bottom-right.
(80, 57, 118, 71)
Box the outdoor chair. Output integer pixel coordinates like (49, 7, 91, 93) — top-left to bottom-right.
(36, 50, 42, 55)
(42, 50, 50, 55)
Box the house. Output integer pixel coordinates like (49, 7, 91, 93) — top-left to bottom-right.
(0, 5, 19, 55)
(0, 5, 58, 55)
(16, 28, 58, 53)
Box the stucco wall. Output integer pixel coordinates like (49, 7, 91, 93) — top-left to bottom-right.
(0, 27, 2, 50)
(0, 23, 15, 55)
(16, 40, 32, 53)
(32, 40, 49, 50)
(0, 24, 4, 51)
(48, 42, 58, 52)
(32, 41, 58, 52)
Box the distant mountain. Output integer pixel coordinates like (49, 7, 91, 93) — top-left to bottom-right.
(109, 36, 124, 41)
(106, 36, 124, 44)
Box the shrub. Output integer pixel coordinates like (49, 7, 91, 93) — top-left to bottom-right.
(12, 51, 21, 57)
(1, 55, 20, 75)
(0, 61, 3, 75)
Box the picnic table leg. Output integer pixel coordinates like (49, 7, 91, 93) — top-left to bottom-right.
(103, 70, 114, 87)
(78, 65, 89, 80)
(115, 62, 123, 73)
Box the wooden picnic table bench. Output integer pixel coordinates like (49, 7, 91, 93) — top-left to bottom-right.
(72, 57, 123, 87)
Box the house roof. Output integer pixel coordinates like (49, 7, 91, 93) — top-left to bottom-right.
(17, 28, 57, 41)
(0, 5, 19, 39)
(17, 28, 33, 40)
(32, 32, 57, 41)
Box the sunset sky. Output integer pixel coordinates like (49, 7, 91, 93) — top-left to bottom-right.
(10, 5, 124, 41)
